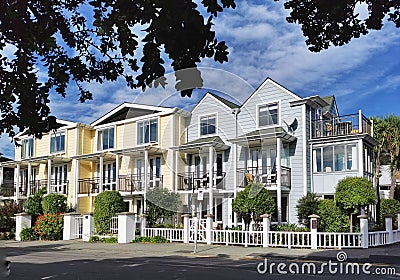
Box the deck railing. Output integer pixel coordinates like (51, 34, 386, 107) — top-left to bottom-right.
(311, 112, 373, 139)
(237, 166, 291, 188)
(177, 171, 226, 191)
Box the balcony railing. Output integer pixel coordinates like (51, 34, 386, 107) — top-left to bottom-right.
(237, 166, 291, 188)
(177, 171, 226, 191)
(311, 112, 372, 139)
(79, 175, 163, 195)
(0, 182, 15, 197)
(48, 180, 68, 195)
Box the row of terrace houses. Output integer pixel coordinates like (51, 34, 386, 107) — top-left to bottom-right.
(0, 78, 377, 227)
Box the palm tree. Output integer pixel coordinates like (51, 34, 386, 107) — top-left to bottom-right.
(384, 115, 400, 198)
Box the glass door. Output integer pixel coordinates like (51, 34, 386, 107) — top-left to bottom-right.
(52, 165, 67, 194)
(136, 159, 144, 191)
(149, 157, 161, 188)
(102, 162, 116, 191)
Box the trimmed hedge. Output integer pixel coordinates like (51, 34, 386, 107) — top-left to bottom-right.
(93, 191, 125, 235)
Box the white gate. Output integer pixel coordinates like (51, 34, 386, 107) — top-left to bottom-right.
(74, 216, 83, 239)
(189, 218, 207, 242)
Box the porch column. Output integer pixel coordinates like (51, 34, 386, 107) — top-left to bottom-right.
(143, 149, 149, 211)
(74, 159, 80, 211)
(358, 109, 363, 133)
(276, 138, 282, 224)
(16, 163, 20, 200)
(99, 156, 104, 192)
(208, 146, 214, 215)
(47, 159, 52, 194)
(169, 150, 175, 191)
(358, 139, 363, 177)
(27, 161, 32, 196)
(233, 143, 237, 197)
(174, 150, 179, 192)
(115, 154, 120, 191)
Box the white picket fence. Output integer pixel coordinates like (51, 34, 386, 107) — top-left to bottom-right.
(143, 228, 185, 242)
(317, 232, 362, 249)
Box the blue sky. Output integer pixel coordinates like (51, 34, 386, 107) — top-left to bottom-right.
(1, 0, 400, 158)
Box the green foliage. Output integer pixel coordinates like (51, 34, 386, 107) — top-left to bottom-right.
(271, 224, 309, 232)
(20, 228, 39, 241)
(380, 199, 400, 228)
(0, 0, 234, 138)
(131, 236, 169, 243)
(33, 213, 63, 240)
(42, 194, 67, 214)
(335, 177, 376, 213)
(296, 193, 320, 228)
(93, 191, 125, 235)
(146, 187, 182, 227)
(0, 200, 24, 232)
(316, 199, 349, 232)
(88, 236, 118, 243)
(24, 188, 46, 221)
(232, 183, 275, 229)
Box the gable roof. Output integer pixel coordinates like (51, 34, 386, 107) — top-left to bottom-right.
(321, 95, 339, 116)
(192, 92, 240, 112)
(91, 102, 176, 126)
(241, 77, 302, 108)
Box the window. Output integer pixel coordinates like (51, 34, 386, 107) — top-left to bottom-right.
(137, 118, 158, 144)
(50, 131, 65, 154)
(313, 144, 358, 173)
(97, 127, 115, 151)
(21, 138, 34, 159)
(200, 115, 216, 136)
(258, 103, 279, 127)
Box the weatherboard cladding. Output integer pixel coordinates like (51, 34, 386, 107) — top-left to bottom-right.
(187, 94, 237, 190)
(237, 81, 305, 224)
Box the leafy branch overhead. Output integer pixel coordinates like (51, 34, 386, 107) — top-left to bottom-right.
(0, 0, 235, 138)
(1, 0, 398, 138)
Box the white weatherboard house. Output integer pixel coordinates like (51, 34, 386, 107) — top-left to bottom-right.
(177, 77, 377, 227)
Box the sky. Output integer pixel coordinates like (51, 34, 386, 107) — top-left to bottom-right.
(1, 0, 400, 159)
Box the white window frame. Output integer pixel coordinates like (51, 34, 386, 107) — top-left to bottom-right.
(21, 137, 34, 159)
(256, 101, 281, 129)
(50, 130, 66, 154)
(137, 117, 159, 145)
(96, 126, 116, 151)
(312, 142, 359, 173)
(198, 113, 218, 138)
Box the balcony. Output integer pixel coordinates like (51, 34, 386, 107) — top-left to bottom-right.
(0, 182, 15, 197)
(177, 171, 226, 191)
(311, 112, 372, 139)
(78, 175, 163, 195)
(237, 166, 291, 189)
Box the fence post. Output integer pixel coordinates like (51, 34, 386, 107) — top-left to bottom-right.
(385, 215, 393, 244)
(397, 211, 400, 230)
(308, 214, 319, 249)
(82, 213, 94, 242)
(261, 214, 271, 248)
(358, 214, 369, 248)
(117, 212, 135, 243)
(182, 214, 191, 244)
(15, 213, 31, 241)
(205, 214, 214, 245)
(140, 214, 148, 237)
(63, 213, 79, 241)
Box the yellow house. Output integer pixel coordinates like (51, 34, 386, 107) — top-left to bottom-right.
(71, 103, 188, 214)
(3, 119, 84, 208)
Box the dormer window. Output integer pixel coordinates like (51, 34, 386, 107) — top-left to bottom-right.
(97, 127, 115, 151)
(137, 118, 158, 144)
(21, 138, 34, 159)
(50, 131, 65, 154)
(200, 114, 216, 136)
(258, 103, 279, 127)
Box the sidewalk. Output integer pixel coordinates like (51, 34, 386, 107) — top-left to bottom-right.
(2, 240, 400, 265)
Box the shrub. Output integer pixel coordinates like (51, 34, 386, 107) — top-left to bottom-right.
(24, 188, 46, 224)
(296, 193, 320, 228)
(33, 213, 63, 240)
(101, 237, 118, 243)
(272, 224, 309, 232)
(131, 236, 168, 243)
(93, 191, 125, 235)
(316, 199, 349, 232)
(42, 194, 67, 214)
(146, 187, 182, 227)
(0, 200, 24, 232)
(20, 228, 39, 241)
(89, 235, 100, 243)
(380, 198, 400, 228)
